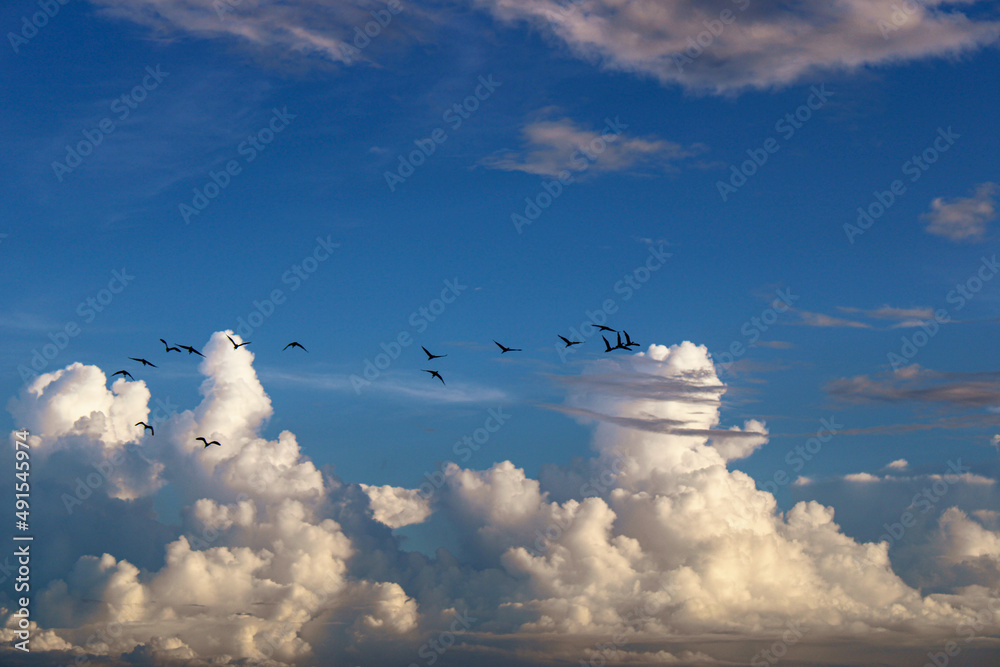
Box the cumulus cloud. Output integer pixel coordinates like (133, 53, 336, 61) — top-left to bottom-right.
(4, 334, 1000, 665)
(3, 332, 417, 665)
(473, 0, 1000, 93)
(361, 483, 433, 528)
(923, 182, 999, 242)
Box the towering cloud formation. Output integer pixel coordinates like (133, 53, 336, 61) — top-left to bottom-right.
(2, 335, 998, 665)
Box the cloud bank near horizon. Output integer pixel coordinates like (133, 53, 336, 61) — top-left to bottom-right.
(2, 332, 999, 665)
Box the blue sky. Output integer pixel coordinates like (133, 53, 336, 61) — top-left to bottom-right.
(3, 1, 1000, 665)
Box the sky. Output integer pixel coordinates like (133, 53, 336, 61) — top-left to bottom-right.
(2, 0, 1000, 665)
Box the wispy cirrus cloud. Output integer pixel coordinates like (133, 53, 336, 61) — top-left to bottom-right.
(90, 0, 415, 66)
(795, 309, 872, 329)
(826, 366, 1000, 409)
(923, 182, 998, 242)
(479, 116, 707, 177)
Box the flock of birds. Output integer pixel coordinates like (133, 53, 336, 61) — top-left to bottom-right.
(420, 327, 639, 385)
(118, 335, 308, 445)
(118, 328, 640, 444)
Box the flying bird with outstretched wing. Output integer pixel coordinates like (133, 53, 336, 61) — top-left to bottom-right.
(423, 369, 445, 385)
(226, 335, 250, 349)
(494, 340, 521, 354)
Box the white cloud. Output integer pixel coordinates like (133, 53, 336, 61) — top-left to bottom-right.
(923, 182, 998, 242)
(5, 334, 1000, 665)
(473, 0, 1000, 93)
(361, 484, 432, 528)
(480, 116, 706, 177)
(89, 0, 408, 66)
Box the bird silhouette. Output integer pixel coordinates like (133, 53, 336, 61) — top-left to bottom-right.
(196, 437, 221, 448)
(129, 357, 157, 367)
(159, 339, 181, 353)
(494, 340, 522, 353)
(622, 330, 639, 348)
(226, 335, 250, 349)
(558, 335, 581, 348)
(422, 346, 447, 360)
(112, 370, 134, 380)
(283, 342, 308, 352)
(603, 335, 627, 352)
(594, 325, 616, 332)
(179, 345, 204, 357)
(423, 369, 445, 385)
(135, 421, 154, 435)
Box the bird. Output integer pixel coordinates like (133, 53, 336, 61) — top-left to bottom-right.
(196, 437, 221, 448)
(603, 335, 627, 352)
(594, 325, 616, 332)
(135, 421, 154, 435)
(129, 357, 157, 367)
(179, 345, 204, 357)
(494, 340, 521, 353)
(622, 330, 639, 348)
(423, 369, 445, 385)
(558, 335, 581, 348)
(422, 346, 447, 360)
(283, 342, 308, 352)
(159, 339, 181, 353)
(112, 370, 134, 380)
(226, 335, 250, 349)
